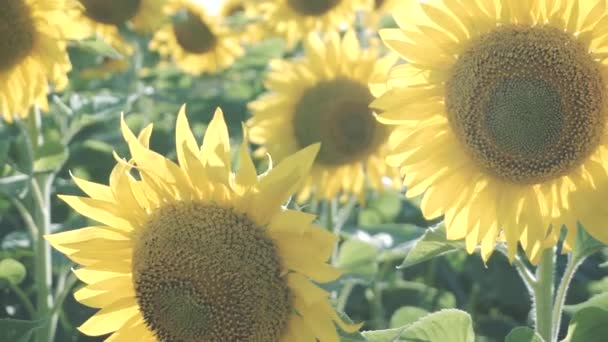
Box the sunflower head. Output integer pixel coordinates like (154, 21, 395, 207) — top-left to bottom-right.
(149, 0, 244, 75)
(132, 203, 292, 340)
(46, 106, 361, 341)
(0, 0, 82, 122)
(293, 77, 386, 166)
(249, 31, 400, 202)
(446, 24, 604, 185)
(372, 0, 608, 262)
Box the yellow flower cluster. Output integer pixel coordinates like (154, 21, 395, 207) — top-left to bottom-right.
(3, 0, 605, 340)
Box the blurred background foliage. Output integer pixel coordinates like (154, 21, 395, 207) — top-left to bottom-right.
(0, 2, 606, 342)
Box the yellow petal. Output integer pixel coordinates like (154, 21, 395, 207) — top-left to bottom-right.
(71, 173, 114, 202)
(200, 107, 231, 172)
(120, 114, 191, 198)
(267, 210, 317, 235)
(175, 104, 202, 174)
(272, 227, 338, 263)
(74, 285, 135, 309)
(283, 255, 342, 283)
(137, 123, 154, 148)
(288, 273, 329, 306)
(283, 314, 317, 342)
(58, 195, 136, 232)
(72, 267, 130, 285)
(294, 297, 340, 342)
(235, 123, 258, 190)
(250, 144, 320, 224)
(78, 297, 139, 336)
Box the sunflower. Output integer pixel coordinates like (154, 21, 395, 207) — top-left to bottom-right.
(71, 0, 166, 56)
(254, 0, 360, 48)
(46, 106, 361, 341)
(371, 0, 608, 262)
(150, 0, 244, 75)
(248, 31, 400, 203)
(0, 0, 81, 122)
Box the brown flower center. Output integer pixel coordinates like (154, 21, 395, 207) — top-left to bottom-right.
(294, 77, 387, 166)
(0, 0, 36, 71)
(132, 202, 292, 342)
(80, 0, 141, 26)
(173, 10, 217, 54)
(374, 0, 386, 10)
(287, 0, 341, 16)
(225, 3, 245, 17)
(446, 25, 606, 184)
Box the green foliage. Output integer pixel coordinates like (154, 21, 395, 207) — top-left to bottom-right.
(337, 239, 380, 281)
(362, 309, 475, 342)
(564, 293, 608, 315)
(572, 225, 605, 262)
(389, 306, 429, 328)
(0, 318, 47, 342)
(505, 327, 544, 342)
(563, 307, 608, 342)
(0, 6, 607, 342)
(400, 224, 465, 268)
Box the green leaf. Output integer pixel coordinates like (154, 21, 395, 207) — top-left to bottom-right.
(11, 134, 33, 174)
(399, 224, 465, 269)
(33, 140, 68, 173)
(336, 239, 379, 280)
(362, 309, 475, 342)
(0, 258, 27, 286)
(563, 307, 608, 342)
(390, 306, 429, 328)
(72, 37, 122, 59)
(572, 224, 604, 263)
(359, 209, 384, 226)
(564, 293, 608, 316)
(505, 327, 544, 342)
(370, 191, 402, 222)
(0, 318, 46, 342)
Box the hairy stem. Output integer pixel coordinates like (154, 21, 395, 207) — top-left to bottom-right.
(534, 248, 555, 342)
(551, 253, 584, 341)
(33, 175, 55, 342)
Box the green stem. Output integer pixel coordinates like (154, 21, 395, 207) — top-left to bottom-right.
(369, 281, 386, 329)
(551, 254, 583, 341)
(10, 198, 38, 239)
(497, 246, 537, 294)
(6, 281, 36, 319)
(512, 254, 537, 294)
(337, 280, 355, 313)
(331, 197, 357, 265)
(534, 248, 555, 342)
(49, 271, 77, 339)
(33, 176, 54, 342)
